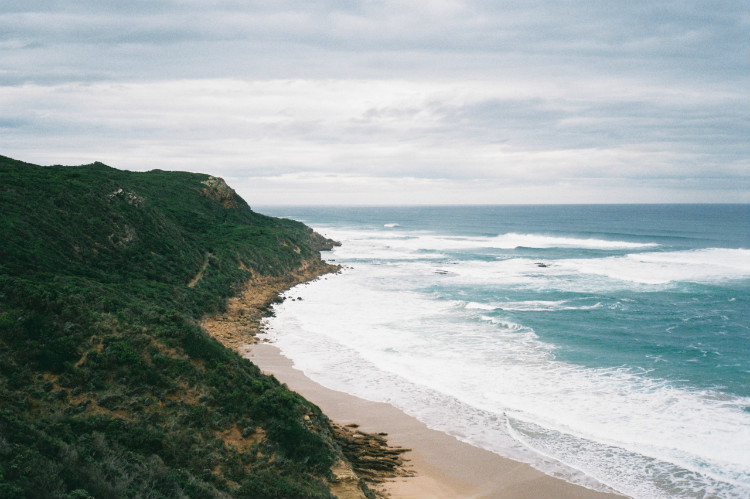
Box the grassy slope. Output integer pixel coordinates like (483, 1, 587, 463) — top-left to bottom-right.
(0, 155, 346, 499)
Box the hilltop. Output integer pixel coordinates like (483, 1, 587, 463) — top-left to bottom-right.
(0, 155, 395, 499)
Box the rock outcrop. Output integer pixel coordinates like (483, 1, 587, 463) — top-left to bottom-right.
(201, 175, 239, 208)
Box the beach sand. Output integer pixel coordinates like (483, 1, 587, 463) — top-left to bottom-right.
(199, 260, 627, 498)
(245, 342, 628, 499)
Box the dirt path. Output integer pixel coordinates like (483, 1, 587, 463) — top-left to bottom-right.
(187, 252, 212, 288)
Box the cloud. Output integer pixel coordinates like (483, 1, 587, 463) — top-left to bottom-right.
(2, 1, 747, 83)
(0, 1, 748, 204)
(2, 78, 746, 204)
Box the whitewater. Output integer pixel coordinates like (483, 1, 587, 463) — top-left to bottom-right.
(260, 205, 750, 499)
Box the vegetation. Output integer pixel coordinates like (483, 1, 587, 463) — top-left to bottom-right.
(0, 155, 345, 498)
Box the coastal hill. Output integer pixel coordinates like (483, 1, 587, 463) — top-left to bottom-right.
(0, 155, 395, 498)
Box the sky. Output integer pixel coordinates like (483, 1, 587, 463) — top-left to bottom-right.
(1, 0, 748, 205)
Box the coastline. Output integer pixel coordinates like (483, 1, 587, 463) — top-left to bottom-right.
(200, 259, 339, 350)
(246, 342, 627, 499)
(201, 261, 627, 498)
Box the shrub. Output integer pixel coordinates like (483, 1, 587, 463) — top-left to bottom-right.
(0, 156, 341, 498)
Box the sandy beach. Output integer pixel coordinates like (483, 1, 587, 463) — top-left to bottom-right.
(245, 342, 627, 499)
(199, 259, 628, 498)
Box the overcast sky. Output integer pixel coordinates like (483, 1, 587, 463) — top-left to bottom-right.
(1, 1, 748, 204)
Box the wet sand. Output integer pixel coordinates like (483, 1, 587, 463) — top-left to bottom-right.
(245, 342, 627, 499)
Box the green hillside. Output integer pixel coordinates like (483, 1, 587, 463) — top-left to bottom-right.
(0, 155, 349, 498)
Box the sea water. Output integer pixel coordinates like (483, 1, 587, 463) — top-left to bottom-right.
(258, 205, 750, 499)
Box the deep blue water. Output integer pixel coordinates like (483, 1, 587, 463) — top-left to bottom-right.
(259, 204, 750, 499)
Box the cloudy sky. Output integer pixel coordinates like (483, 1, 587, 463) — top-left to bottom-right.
(1, 1, 748, 204)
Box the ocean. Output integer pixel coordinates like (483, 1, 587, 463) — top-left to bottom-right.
(257, 205, 750, 499)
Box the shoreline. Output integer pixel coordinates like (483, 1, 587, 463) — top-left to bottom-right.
(245, 341, 628, 499)
(200, 260, 339, 350)
(200, 258, 628, 498)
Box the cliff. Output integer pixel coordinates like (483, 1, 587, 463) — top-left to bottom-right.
(0, 155, 378, 499)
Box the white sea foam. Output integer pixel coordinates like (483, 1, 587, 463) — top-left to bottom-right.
(465, 301, 496, 310)
(467, 300, 603, 312)
(405, 232, 658, 251)
(488, 232, 659, 250)
(264, 223, 750, 499)
(265, 265, 750, 499)
(320, 227, 659, 257)
(321, 226, 749, 286)
(393, 251, 750, 290)
(558, 248, 750, 285)
(328, 236, 447, 261)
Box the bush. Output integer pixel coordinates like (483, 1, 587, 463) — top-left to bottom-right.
(0, 155, 341, 498)
(236, 469, 333, 499)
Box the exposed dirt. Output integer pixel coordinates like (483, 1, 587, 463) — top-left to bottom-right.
(219, 424, 266, 454)
(200, 259, 338, 351)
(187, 252, 213, 288)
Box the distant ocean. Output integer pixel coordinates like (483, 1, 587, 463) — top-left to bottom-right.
(258, 205, 750, 499)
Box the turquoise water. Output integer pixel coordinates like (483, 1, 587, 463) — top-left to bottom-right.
(259, 205, 750, 499)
